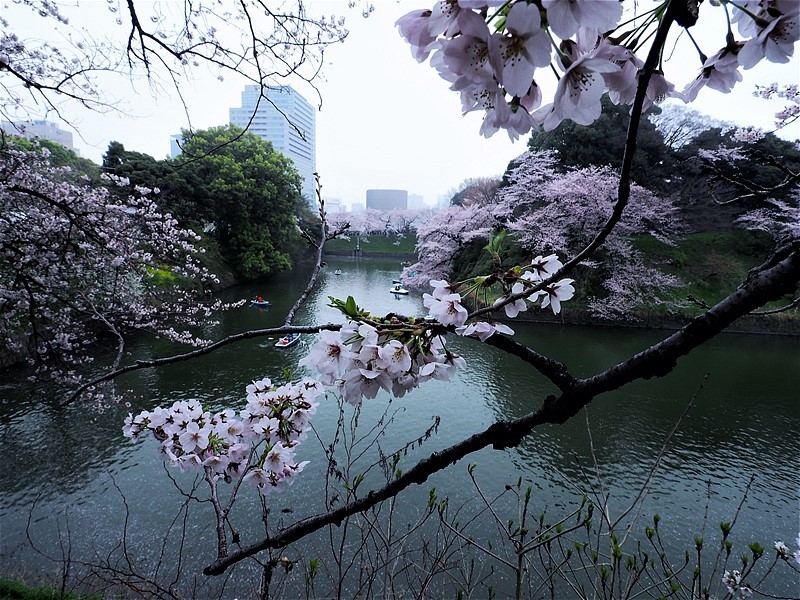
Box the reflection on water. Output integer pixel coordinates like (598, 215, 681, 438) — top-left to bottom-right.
(1, 256, 798, 597)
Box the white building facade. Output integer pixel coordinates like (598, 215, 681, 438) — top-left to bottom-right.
(1, 119, 75, 151)
(229, 85, 317, 204)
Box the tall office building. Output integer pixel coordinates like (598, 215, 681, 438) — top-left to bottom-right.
(366, 189, 408, 211)
(229, 85, 316, 204)
(1, 119, 75, 151)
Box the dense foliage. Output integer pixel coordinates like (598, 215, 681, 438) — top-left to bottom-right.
(103, 127, 307, 281)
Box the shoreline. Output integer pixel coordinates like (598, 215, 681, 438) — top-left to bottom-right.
(492, 307, 800, 337)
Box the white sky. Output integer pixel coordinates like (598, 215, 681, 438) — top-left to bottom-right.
(4, 1, 799, 208)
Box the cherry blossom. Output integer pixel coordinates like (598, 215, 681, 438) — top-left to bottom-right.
(1, 145, 234, 386)
(425, 292, 469, 326)
(396, 9, 439, 62)
(455, 321, 514, 341)
(398, 0, 799, 136)
(722, 569, 753, 599)
(738, 5, 800, 69)
(540, 278, 576, 314)
(682, 43, 744, 102)
(124, 377, 322, 492)
(488, 1, 551, 98)
(541, 0, 623, 40)
(537, 41, 619, 131)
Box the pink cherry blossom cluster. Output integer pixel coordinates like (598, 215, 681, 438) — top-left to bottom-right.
(299, 319, 467, 405)
(424, 279, 516, 338)
(0, 146, 236, 383)
(397, 0, 799, 138)
(123, 377, 323, 494)
(406, 151, 681, 318)
(492, 254, 576, 317)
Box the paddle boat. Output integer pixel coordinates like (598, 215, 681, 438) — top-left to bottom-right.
(392, 278, 402, 284)
(251, 297, 270, 307)
(389, 284, 409, 295)
(334, 269, 342, 275)
(275, 333, 300, 348)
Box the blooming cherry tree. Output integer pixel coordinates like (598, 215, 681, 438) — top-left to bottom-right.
(0, 144, 231, 385)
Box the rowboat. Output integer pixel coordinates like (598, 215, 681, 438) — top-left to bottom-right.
(389, 284, 409, 295)
(275, 333, 300, 348)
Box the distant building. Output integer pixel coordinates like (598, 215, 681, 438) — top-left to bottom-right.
(325, 197, 344, 213)
(169, 134, 183, 158)
(408, 193, 425, 210)
(350, 202, 365, 213)
(366, 189, 408, 211)
(229, 85, 317, 204)
(1, 119, 75, 151)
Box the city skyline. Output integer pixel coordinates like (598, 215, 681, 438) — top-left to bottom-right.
(4, 1, 797, 206)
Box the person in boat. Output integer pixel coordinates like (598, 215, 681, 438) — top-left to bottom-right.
(257, 295, 263, 302)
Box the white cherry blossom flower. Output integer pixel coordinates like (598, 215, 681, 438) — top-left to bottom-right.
(537, 42, 618, 131)
(243, 466, 272, 487)
(456, 320, 514, 340)
(542, 0, 623, 39)
(739, 9, 800, 68)
(342, 368, 392, 403)
(202, 453, 230, 475)
(396, 9, 439, 62)
(540, 278, 575, 314)
(299, 330, 355, 375)
(495, 280, 529, 318)
(177, 452, 202, 472)
(440, 10, 494, 84)
(265, 442, 294, 473)
(775, 540, 789, 558)
(594, 40, 641, 105)
(427, 292, 469, 326)
(489, 1, 551, 98)
(642, 70, 676, 112)
(377, 339, 413, 374)
(429, 279, 454, 300)
(682, 44, 744, 102)
(178, 421, 210, 453)
(530, 254, 563, 280)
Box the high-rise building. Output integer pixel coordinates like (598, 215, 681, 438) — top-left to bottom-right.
(366, 189, 408, 211)
(229, 85, 317, 204)
(1, 119, 75, 152)
(408, 193, 425, 210)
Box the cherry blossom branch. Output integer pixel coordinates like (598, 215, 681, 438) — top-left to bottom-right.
(203, 240, 800, 576)
(468, 1, 679, 322)
(62, 322, 341, 406)
(64, 176, 340, 405)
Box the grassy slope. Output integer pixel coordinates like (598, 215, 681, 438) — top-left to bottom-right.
(0, 579, 100, 600)
(632, 230, 794, 315)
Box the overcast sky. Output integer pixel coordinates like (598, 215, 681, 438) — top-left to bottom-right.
(6, 1, 799, 208)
